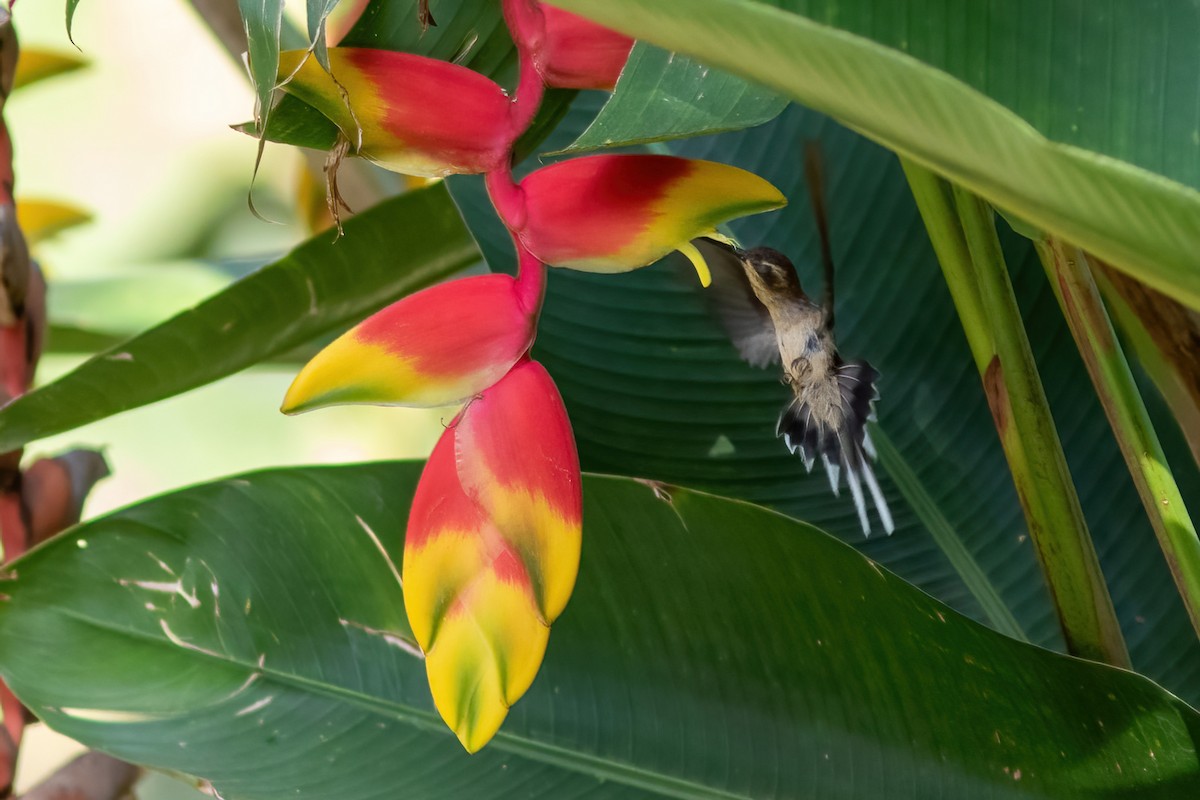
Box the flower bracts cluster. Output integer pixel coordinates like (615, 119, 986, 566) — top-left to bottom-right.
(283, 0, 785, 751)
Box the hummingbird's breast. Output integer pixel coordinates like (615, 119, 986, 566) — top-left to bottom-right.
(771, 302, 843, 426)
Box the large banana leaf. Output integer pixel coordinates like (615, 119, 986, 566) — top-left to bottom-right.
(1, 463, 1196, 799)
(445, 93, 1200, 703)
(547, 0, 1200, 312)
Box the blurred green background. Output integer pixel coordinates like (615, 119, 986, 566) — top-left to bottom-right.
(9, 1, 444, 794)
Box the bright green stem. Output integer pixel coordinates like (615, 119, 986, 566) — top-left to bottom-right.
(872, 426, 1027, 642)
(1038, 238, 1200, 640)
(899, 162, 992, 369)
(901, 159, 1129, 668)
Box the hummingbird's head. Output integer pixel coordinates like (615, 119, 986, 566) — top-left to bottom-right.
(742, 247, 803, 296)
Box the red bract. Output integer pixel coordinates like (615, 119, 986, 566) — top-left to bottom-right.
(536, 6, 633, 90)
(504, 0, 633, 90)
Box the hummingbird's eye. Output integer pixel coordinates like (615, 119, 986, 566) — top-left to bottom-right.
(751, 260, 789, 286)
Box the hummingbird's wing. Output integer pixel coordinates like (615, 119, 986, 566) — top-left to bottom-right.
(693, 236, 781, 368)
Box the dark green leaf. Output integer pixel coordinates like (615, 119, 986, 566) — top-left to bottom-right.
(449, 92, 1200, 702)
(338, 0, 514, 82)
(240, 95, 341, 152)
(563, 43, 787, 153)
(2, 464, 1197, 799)
(0, 183, 478, 452)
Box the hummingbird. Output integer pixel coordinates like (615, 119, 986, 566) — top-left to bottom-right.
(699, 145, 893, 535)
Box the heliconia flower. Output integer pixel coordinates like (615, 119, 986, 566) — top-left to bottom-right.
(534, 6, 633, 90)
(505, 154, 786, 286)
(276, 48, 519, 177)
(404, 359, 581, 752)
(280, 274, 539, 414)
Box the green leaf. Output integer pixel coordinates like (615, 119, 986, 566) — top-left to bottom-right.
(546, 0, 1200, 311)
(0, 183, 478, 452)
(563, 42, 787, 153)
(2, 464, 1197, 799)
(238, 94, 341, 152)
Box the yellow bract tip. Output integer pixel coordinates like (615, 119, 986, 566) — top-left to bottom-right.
(677, 240, 713, 288)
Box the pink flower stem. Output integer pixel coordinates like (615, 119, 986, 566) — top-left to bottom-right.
(485, 163, 526, 231)
(501, 0, 547, 138)
(514, 242, 547, 318)
(491, 1, 549, 321)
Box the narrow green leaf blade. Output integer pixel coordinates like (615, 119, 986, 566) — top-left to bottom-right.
(2, 464, 1197, 798)
(0, 184, 478, 452)
(65, 0, 82, 44)
(306, 0, 342, 71)
(563, 42, 788, 153)
(547, 0, 1200, 311)
(238, 0, 285, 127)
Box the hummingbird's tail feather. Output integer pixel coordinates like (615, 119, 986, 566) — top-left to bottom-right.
(776, 359, 894, 535)
(860, 457, 895, 535)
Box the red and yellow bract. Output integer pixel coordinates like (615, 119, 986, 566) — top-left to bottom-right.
(280, 274, 538, 413)
(403, 359, 580, 752)
(277, 48, 519, 177)
(509, 154, 786, 285)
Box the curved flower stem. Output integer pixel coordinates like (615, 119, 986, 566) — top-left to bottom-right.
(902, 159, 1129, 667)
(502, 0, 547, 135)
(1038, 238, 1200, 641)
(514, 243, 547, 318)
(484, 164, 526, 231)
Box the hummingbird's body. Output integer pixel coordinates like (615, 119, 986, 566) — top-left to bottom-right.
(698, 146, 893, 535)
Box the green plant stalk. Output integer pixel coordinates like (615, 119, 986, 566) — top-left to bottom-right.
(1091, 266, 1200, 472)
(898, 161, 993, 371)
(1037, 238, 1200, 639)
(952, 186, 1129, 667)
(902, 159, 1129, 666)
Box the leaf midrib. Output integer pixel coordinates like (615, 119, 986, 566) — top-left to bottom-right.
(37, 604, 752, 800)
